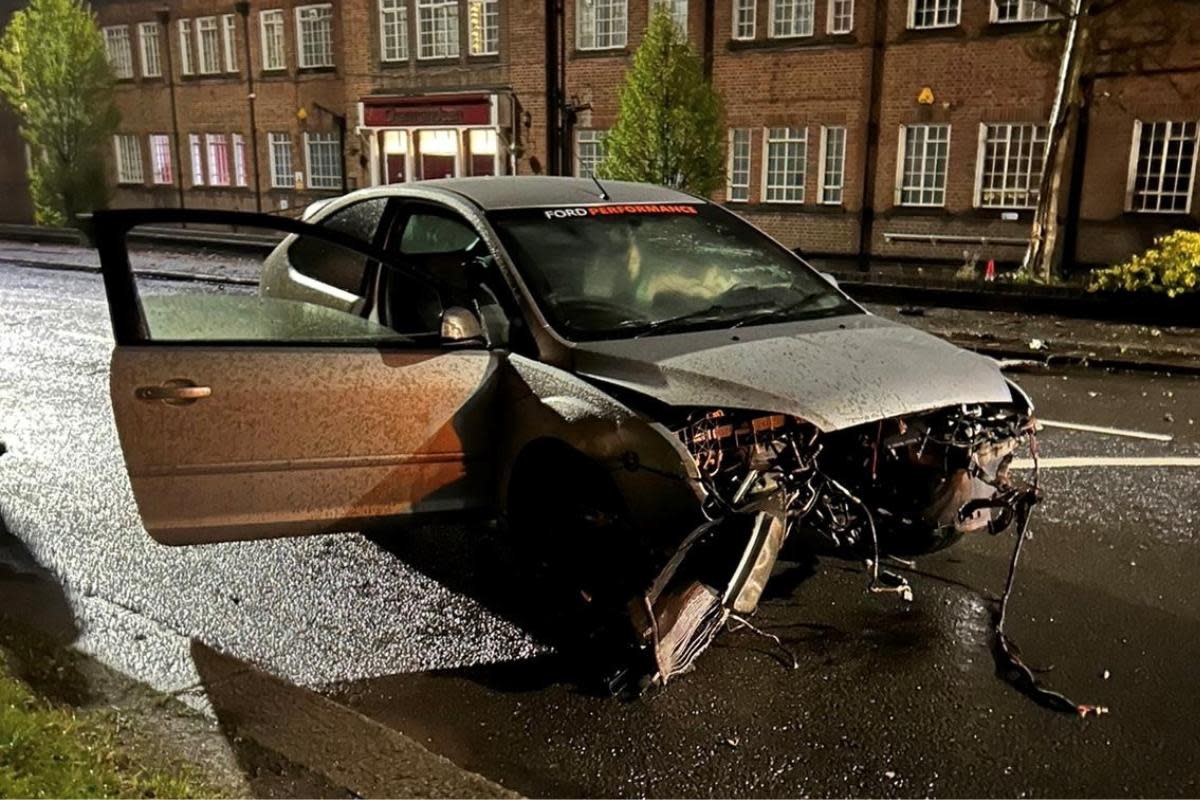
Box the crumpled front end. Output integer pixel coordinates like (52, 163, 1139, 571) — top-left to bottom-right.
(631, 394, 1038, 687)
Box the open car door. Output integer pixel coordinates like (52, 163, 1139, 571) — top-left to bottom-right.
(91, 209, 501, 545)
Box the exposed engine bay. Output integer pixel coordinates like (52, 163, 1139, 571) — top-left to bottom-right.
(624, 398, 1101, 714)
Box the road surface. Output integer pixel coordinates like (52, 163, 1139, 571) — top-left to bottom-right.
(1, 255, 1199, 797)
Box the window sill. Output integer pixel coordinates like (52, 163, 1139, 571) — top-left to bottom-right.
(894, 25, 966, 43)
(297, 65, 337, 75)
(571, 47, 630, 59)
(983, 18, 1060, 35)
(413, 55, 463, 66)
(726, 33, 857, 52)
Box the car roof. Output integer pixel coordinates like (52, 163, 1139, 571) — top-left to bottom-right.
(342, 176, 703, 211)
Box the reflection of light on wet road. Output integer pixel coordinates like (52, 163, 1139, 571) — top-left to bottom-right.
(1013, 456, 1200, 469)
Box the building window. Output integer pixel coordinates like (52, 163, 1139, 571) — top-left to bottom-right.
(771, 0, 814, 37)
(468, 0, 499, 55)
(114, 135, 143, 184)
(827, 0, 853, 33)
(188, 134, 204, 185)
(763, 127, 806, 203)
(103, 26, 134, 79)
(196, 17, 221, 74)
(732, 0, 755, 39)
(575, 129, 607, 178)
(417, 0, 460, 59)
(819, 125, 846, 204)
(727, 129, 751, 202)
(577, 0, 628, 50)
(468, 129, 498, 175)
(380, 0, 409, 61)
(992, 0, 1055, 23)
(1128, 120, 1199, 214)
(296, 4, 335, 68)
(222, 15, 238, 72)
(206, 134, 231, 186)
(260, 10, 286, 70)
(138, 23, 162, 78)
(232, 133, 248, 186)
(897, 123, 950, 206)
(268, 132, 294, 188)
(149, 134, 173, 184)
(306, 132, 342, 189)
(178, 20, 194, 75)
(908, 0, 960, 29)
(652, 0, 688, 32)
(977, 123, 1047, 208)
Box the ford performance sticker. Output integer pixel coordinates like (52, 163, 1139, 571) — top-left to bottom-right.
(542, 204, 699, 219)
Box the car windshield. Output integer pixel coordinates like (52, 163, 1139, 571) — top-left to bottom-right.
(488, 203, 860, 340)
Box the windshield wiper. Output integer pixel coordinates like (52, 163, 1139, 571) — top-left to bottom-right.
(730, 292, 830, 328)
(627, 301, 772, 338)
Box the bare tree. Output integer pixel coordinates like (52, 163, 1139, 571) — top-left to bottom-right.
(1020, 0, 1179, 282)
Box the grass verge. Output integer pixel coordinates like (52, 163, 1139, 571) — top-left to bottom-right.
(0, 647, 223, 799)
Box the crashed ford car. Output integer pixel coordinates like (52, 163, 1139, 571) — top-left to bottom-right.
(92, 177, 1041, 690)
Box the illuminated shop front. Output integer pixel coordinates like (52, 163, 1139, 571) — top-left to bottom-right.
(358, 93, 510, 185)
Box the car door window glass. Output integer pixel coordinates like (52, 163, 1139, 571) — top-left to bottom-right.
(121, 217, 430, 345)
(288, 198, 387, 295)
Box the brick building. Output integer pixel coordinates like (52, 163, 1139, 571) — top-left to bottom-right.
(89, 0, 1200, 267)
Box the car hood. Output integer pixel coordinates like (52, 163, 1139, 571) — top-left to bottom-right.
(571, 314, 1014, 431)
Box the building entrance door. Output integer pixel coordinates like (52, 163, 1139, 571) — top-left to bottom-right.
(380, 131, 407, 184)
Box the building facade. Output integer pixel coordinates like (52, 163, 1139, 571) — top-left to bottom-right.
(90, 0, 1200, 267)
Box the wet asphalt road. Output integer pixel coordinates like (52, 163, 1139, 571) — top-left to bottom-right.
(2, 259, 1200, 797)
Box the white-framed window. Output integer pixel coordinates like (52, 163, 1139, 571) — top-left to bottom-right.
(222, 15, 239, 72)
(296, 4, 335, 68)
(417, 0, 460, 59)
(178, 19, 194, 75)
(908, 0, 960, 29)
(260, 10, 287, 70)
(113, 134, 143, 183)
(770, 0, 814, 37)
(268, 132, 294, 188)
(819, 125, 846, 204)
(896, 123, 950, 206)
(149, 134, 173, 184)
(1127, 120, 1199, 214)
(468, 0, 499, 55)
(727, 128, 752, 202)
(577, 0, 628, 50)
(103, 26, 134, 79)
(232, 133, 248, 186)
(380, 0, 409, 61)
(732, 0, 756, 39)
(976, 122, 1047, 208)
(205, 134, 231, 186)
(991, 0, 1056, 23)
(763, 127, 807, 203)
(827, 0, 853, 33)
(138, 22, 162, 77)
(575, 129, 607, 178)
(652, 0, 688, 33)
(196, 17, 221, 74)
(305, 132, 342, 189)
(188, 134, 204, 185)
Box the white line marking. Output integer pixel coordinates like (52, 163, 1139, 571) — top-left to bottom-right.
(1038, 419, 1174, 443)
(1012, 456, 1200, 469)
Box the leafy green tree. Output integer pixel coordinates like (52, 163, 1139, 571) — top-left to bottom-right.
(0, 0, 118, 225)
(598, 6, 724, 195)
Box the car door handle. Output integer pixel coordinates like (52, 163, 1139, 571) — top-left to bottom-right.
(136, 380, 212, 405)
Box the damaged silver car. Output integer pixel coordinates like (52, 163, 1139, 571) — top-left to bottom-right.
(92, 177, 1040, 690)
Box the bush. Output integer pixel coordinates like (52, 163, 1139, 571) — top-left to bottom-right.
(1088, 230, 1200, 297)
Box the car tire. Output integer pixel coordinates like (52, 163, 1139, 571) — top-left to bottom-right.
(507, 446, 647, 612)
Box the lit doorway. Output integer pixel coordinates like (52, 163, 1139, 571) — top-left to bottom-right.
(380, 130, 407, 184)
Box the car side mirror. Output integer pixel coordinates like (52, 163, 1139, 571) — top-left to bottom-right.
(819, 272, 839, 289)
(441, 306, 486, 345)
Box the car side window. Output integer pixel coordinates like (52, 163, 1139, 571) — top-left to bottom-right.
(400, 213, 480, 255)
(288, 198, 387, 295)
